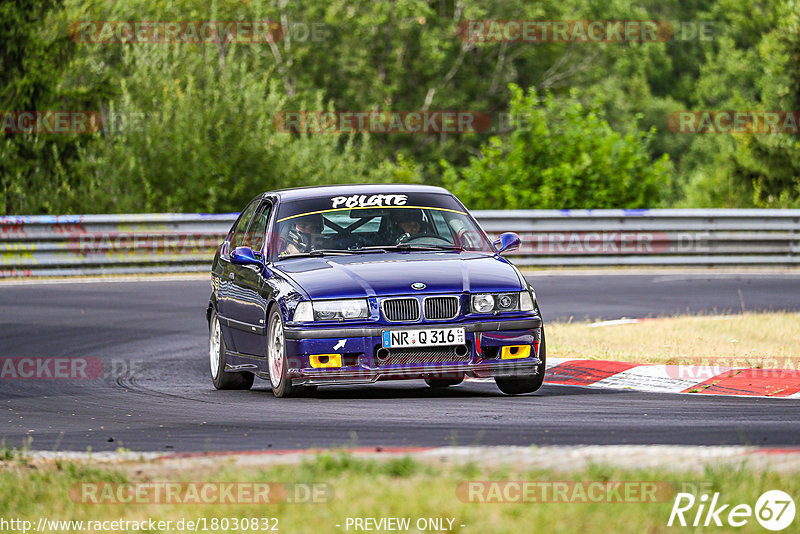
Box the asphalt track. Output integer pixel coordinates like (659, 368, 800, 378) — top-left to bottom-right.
(1, 273, 799, 452)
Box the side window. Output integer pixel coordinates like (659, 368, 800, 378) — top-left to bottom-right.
(445, 212, 481, 250)
(230, 200, 259, 249)
(244, 202, 272, 252)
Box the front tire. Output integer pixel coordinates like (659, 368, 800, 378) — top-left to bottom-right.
(266, 305, 297, 398)
(209, 311, 254, 390)
(495, 329, 547, 395)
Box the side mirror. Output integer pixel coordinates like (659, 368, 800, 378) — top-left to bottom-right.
(230, 246, 263, 266)
(493, 232, 521, 255)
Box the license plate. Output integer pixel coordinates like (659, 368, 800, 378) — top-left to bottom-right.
(382, 327, 465, 348)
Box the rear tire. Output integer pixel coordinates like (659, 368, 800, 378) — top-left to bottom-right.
(495, 329, 546, 395)
(209, 311, 254, 390)
(424, 377, 464, 388)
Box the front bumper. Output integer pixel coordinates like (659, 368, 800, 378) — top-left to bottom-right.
(284, 318, 542, 339)
(283, 317, 543, 386)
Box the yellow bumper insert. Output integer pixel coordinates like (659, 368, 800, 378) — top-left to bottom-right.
(309, 354, 342, 368)
(500, 345, 531, 360)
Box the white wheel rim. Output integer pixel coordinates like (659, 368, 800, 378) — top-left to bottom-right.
(209, 317, 221, 379)
(268, 313, 285, 389)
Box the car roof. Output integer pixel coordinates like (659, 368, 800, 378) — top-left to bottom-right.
(271, 183, 451, 202)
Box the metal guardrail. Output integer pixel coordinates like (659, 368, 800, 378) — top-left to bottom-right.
(477, 209, 800, 266)
(1, 209, 799, 277)
(0, 213, 234, 278)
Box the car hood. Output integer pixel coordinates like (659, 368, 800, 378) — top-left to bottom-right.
(275, 252, 524, 299)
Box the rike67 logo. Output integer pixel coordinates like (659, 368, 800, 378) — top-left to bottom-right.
(668, 490, 795, 531)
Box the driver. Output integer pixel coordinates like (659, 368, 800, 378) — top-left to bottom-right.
(283, 213, 324, 254)
(394, 208, 424, 244)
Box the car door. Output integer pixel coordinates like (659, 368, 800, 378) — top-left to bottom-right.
(217, 199, 260, 351)
(226, 199, 273, 356)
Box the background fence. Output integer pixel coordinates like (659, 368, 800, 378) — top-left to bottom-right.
(1, 209, 799, 277)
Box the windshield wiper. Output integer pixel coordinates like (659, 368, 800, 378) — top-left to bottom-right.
(359, 244, 464, 252)
(277, 248, 387, 260)
(277, 250, 348, 260)
(411, 244, 464, 251)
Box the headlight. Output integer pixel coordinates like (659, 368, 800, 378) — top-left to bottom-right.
(497, 294, 515, 309)
(471, 294, 495, 313)
(294, 299, 369, 321)
(471, 292, 528, 313)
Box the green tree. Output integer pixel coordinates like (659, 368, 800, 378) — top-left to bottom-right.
(680, 0, 800, 207)
(0, 0, 102, 214)
(69, 44, 420, 213)
(442, 85, 670, 209)
(3, 0, 796, 213)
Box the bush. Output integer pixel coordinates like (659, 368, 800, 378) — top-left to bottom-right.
(69, 45, 420, 213)
(442, 85, 671, 209)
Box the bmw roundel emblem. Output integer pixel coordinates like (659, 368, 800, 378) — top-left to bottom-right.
(411, 282, 426, 290)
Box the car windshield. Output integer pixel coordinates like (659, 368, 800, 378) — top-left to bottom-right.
(273, 198, 493, 258)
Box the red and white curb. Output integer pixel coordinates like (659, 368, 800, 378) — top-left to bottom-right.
(542, 358, 800, 398)
(468, 357, 800, 397)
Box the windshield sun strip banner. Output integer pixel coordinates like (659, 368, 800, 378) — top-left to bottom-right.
(276, 192, 467, 222)
(276, 205, 467, 223)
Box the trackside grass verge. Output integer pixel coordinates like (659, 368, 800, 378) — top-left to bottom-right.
(1, 452, 798, 533)
(549, 311, 800, 366)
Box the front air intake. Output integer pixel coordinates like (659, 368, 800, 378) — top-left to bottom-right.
(382, 298, 420, 322)
(375, 345, 471, 366)
(423, 296, 460, 320)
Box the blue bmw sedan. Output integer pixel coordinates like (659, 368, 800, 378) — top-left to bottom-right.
(208, 184, 545, 397)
